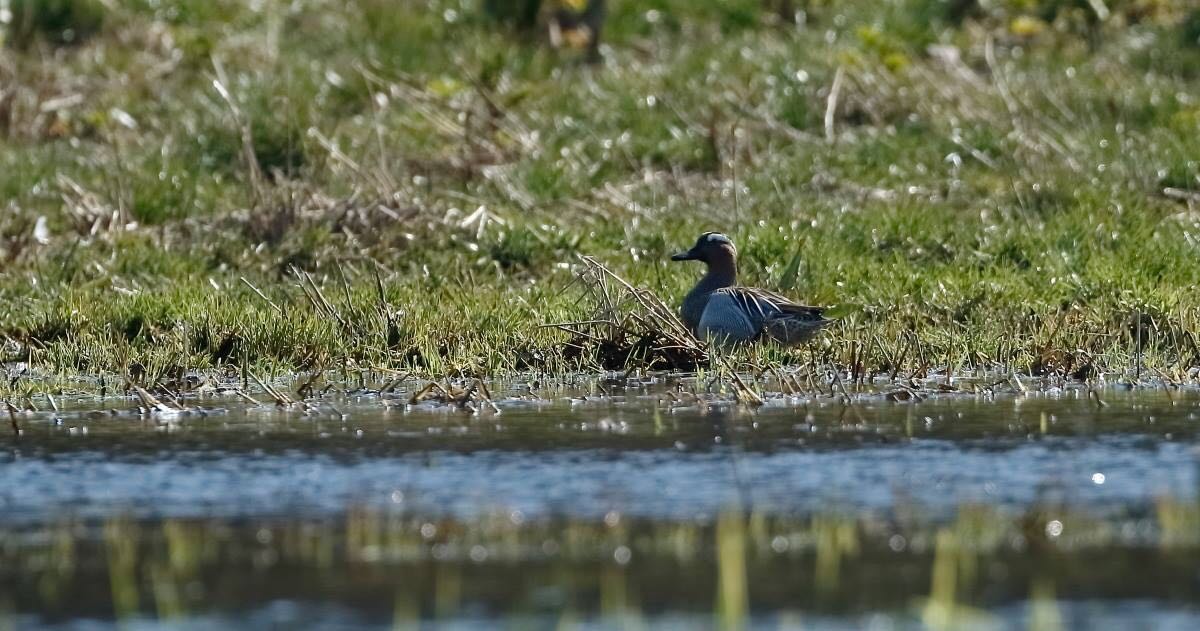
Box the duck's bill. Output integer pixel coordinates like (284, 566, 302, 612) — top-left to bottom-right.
(670, 250, 697, 261)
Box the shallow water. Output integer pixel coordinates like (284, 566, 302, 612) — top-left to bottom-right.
(3, 382, 1199, 629)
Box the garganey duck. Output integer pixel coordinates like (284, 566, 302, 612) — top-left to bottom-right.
(671, 232, 833, 346)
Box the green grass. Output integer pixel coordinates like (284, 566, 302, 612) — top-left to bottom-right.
(3, 0, 1200, 384)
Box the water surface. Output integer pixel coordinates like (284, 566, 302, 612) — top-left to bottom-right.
(3, 381, 1199, 629)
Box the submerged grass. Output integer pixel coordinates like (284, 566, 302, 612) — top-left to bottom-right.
(3, 1, 1200, 383)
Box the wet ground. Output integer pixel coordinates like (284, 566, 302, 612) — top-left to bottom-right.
(2, 378, 1199, 629)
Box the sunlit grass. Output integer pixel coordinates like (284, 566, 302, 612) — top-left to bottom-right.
(2, 1, 1200, 383)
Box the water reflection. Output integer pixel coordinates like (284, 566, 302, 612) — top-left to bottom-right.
(1, 384, 1198, 628)
(3, 503, 1199, 629)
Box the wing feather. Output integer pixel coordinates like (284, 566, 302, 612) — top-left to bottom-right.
(715, 287, 829, 321)
(711, 286, 834, 346)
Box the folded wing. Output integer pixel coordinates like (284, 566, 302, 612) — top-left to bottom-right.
(715, 287, 834, 346)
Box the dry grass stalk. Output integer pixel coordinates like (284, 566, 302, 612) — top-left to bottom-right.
(292, 266, 349, 329)
(211, 56, 265, 206)
(405, 379, 500, 413)
(474, 379, 501, 414)
(240, 277, 283, 314)
(824, 66, 845, 144)
(249, 372, 295, 407)
(133, 386, 184, 415)
(6, 401, 20, 437)
(406, 382, 437, 405)
(380, 371, 410, 394)
(724, 361, 764, 405)
(234, 389, 261, 405)
(544, 256, 706, 370)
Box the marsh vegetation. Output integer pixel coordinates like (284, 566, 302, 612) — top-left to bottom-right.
(2, 1, 1200, 385)
(5, 2, 1200, 628)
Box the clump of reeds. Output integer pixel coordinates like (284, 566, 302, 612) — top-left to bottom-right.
(545, 255, 707, 372)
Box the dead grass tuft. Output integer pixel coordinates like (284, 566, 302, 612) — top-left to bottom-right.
(546, 256, 707, 371)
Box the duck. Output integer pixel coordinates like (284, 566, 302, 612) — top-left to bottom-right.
(670, 232, 834, 346)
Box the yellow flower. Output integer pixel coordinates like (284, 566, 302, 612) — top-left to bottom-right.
(1009, 15, 1047, 37)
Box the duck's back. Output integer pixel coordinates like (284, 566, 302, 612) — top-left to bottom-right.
(699, 287, 831, 346)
